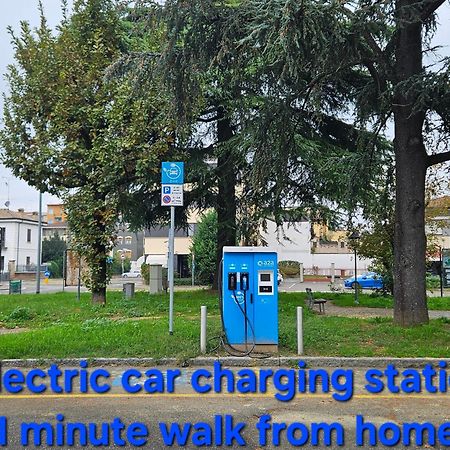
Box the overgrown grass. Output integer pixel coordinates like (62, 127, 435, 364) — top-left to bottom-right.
(327, 292, 450, 310)
(0, 291, 448, 359)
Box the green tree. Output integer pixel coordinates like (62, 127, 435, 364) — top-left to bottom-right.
(190, 211, 218, 285)
(227, 0, 450, 326)
(42, 233, 67, 263)
(42, 233, 67, 279)
(1, 0, 173, 303)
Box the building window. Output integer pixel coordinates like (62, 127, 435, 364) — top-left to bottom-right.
(117, 236, 123, 244)
(0, 228, 5, 248)
(26, 256, 31, 266)
(340, 241, 345, 248)
(0, 256, 4, 272)
(188, 224, 196, 237)
(125, 236, 132, 245)
(27, 229, 32, 243)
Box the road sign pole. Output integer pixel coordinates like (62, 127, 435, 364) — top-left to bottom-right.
(162, 162, 184, 335)
(169, 206, 175, 335)
(36, 192, 42, 294)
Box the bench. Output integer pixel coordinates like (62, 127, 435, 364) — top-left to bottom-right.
(306, 288, 327, 314)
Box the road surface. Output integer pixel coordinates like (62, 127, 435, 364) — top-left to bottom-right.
(0, 364, 448, 449)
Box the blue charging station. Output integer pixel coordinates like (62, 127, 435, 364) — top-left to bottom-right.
(221, 246, 278, 353)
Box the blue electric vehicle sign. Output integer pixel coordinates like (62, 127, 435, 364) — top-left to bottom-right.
(162, 162, 184, 185)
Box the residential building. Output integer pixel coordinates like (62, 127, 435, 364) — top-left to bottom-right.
(426, 195, 450, 251)
(43, 204, 69, 241)
(261, 219, 372, 276)
(46, 203, 67, 224)
(0, 209, 43, 275)
(114, 224, 145, 261)
(144, 223, 196, 277)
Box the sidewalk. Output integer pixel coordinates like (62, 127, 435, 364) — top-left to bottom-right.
(324, 302, 450, 319)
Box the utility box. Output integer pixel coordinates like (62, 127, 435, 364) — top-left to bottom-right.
(123, 282, 135, 299)
(222, 246, 278, 353)
(149, 264, 163, 294)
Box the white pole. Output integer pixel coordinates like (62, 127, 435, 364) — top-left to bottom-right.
(36, 192, 42, 294)
(299, 262, 304, 283)
(331, 262, 335, 283)
(297, 306, 303, 355)
(169, 206, 175, 334)
(200, 305, 207, 354)
(192, 253, 195, 287)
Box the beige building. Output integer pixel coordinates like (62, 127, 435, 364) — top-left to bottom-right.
(43, 204, 69, 241)
(144, 210, 201, 277)
(427, 196, 450, 252)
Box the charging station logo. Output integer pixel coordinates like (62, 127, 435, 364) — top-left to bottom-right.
(257, 260, 275, 267)
(233, 291, 245, 305)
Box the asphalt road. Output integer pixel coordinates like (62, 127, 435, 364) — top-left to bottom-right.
(0, 365, 448, 449)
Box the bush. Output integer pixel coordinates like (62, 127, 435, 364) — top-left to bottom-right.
(278, 260, 300, 277)
(141, 263, 150, 284)
(426, 274, 440, 290)
(190, 211, 217, 285)
(7, 307, 35, 322)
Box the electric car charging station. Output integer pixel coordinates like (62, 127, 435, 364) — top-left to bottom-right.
(220, 246, 278, 354)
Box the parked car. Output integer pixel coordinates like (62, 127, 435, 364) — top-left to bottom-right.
(277, 270, 284, 286)
(344, 272, 383, 289)
(122, 270, 141, 278)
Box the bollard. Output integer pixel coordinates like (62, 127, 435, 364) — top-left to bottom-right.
(299, 263, 304, 283)
(200, 306, 207, 354)
(331, 262, 335, 283)
(297, 306, 303, 355)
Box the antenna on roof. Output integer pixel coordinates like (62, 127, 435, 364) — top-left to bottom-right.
(1, 178, 10, 209)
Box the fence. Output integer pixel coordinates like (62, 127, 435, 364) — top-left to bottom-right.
(302, 267, 369, 278)
(15, 264, 49, 273)
(0, 272, 10, 282)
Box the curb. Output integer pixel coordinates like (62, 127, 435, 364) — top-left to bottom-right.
(1, 356, 448, 368)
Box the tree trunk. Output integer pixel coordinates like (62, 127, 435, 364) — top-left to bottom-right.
(91, 254, 107, 305)
(92, 286, 107, 304)
(212, 109, 236, 290)
(392, 0, 429, 325)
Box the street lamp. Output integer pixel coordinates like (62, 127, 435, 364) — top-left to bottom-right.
(348, 230, 361, 304)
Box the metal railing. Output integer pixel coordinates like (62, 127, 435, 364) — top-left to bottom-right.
(15, 264, 49, 273)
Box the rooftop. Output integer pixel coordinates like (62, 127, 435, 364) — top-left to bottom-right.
(0, 209, 44, 223)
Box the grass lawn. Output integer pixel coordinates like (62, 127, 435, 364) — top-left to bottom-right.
(0, 290, 448, 360)
(328, 292, 450, 310)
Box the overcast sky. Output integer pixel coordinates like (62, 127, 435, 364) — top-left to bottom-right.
(0, 1, 449, 211)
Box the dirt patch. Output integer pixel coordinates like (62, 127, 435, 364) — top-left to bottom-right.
(0, 327, 29, 335)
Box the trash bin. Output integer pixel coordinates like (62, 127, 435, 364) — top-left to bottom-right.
(9, 280, 22, 294)
(123, 282, 135, 299)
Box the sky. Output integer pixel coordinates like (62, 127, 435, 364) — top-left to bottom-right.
(0, 1, 449, 212)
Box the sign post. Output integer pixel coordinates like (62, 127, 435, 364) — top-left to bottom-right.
(442, 248, 450, 290)
(161, 162, 184, 334)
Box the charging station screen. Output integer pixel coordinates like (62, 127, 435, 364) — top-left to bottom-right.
(260, 273, 271, 282)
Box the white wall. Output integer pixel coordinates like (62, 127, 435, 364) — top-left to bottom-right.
(262, 221, 311, 262)
(261, 220, 372, 272)
(1, 220, 39, 268)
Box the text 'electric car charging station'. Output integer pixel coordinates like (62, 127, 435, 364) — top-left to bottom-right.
(220, 247, 278, 355)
